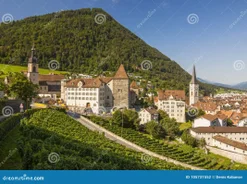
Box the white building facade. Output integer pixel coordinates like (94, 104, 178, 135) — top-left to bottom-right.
(139, 107, 159, 125)
(190, 127, 247, 145)
(189, 65, 199, 105)
(157, 90, 186, 122)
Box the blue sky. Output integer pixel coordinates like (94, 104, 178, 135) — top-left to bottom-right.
(1, 0, 247, 84)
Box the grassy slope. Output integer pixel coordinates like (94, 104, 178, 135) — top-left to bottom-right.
(0, 125, 22, 169)
(0, 64, 68, 75)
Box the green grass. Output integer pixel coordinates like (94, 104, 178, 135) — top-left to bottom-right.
(0, 125, 22, 170)
(179, 122, 192, 131)
(0, 64, 68, 77)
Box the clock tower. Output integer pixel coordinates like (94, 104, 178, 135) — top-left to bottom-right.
(189, 65, 199, 105)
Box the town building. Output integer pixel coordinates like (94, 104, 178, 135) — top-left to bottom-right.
(62, 64, 130, 113)
(213, 135, 247, 155)
(193, 114, 227, 128)
(26, 46, 65, 99)
(229, 112, 247, 127)
(192, 101, 220, 115)
(130, 81, 141, 106)
(156, 90, 186, 122)
(139, 107, 159, 125)
(189, 65, 199, 105)
(190, 127, 247, 155)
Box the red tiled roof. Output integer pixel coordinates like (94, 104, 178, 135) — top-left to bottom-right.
(191, 127, 247, 133)
(65, 78, 103, 88)
(218, 110, 233, 118)
(114, 64, 129, 79)
(130, 81, 139, 89)
(199, 114, 218, 121)
(144, 107, 158, 115)
(193, 101, 218, 111)
(98, 77, 113, 83)
(213, 135, 247, 151)
(158, 90, 185, 101)
(230, 112, 247, 125)
(39, 74, 64, 82)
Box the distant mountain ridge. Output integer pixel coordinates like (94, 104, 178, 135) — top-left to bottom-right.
(198, 78, 247, 90)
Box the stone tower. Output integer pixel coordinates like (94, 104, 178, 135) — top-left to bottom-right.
(189, 65, 199, 105)
(27, 45, 39, 85)
(112, 64, 129, 108)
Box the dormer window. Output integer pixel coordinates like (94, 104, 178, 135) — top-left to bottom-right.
(78, 81, 83, 88)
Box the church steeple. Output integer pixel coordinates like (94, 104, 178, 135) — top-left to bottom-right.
(190, 65, 197, 84)
(189, 65, 199, 105)
(29, 44, 37, 63)
(31, 43, 35, 58)
(27, 45, 39, 85)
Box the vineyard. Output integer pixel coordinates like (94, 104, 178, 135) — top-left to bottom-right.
(89, 116, 247, 170)
(17, 109, 187, 170)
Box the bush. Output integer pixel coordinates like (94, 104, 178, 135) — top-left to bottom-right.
(181, 131, 198, 147)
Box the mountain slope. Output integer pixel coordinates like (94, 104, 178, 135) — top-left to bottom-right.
(0, 8, 226, 94)
(198, 78, 247, 91)
(232, 82, 247, 90)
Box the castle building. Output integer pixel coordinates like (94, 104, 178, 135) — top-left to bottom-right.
(62, 64, 130, 113)
(26, 46, 65, 99)
(189, 65, 199, 105)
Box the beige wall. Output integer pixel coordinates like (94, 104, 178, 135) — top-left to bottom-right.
(139, 110, 152, 125)
(190, 130, 247, 146)
(213, 139, 247, 155)
(112, 79, 129, 108)
(206, 146, 247, 164)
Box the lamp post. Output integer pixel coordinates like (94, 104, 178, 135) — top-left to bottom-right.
(121, 108, 123, 137)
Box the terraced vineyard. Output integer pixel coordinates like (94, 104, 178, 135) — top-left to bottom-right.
(89, 116, 247, 170)
(16, 109, 187, 170)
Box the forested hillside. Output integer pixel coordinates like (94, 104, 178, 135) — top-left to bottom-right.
(0, 8, 223, 94)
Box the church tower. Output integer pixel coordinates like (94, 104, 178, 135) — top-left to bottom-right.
(189, 65, 199, 105)
(27, 45, 39, 85)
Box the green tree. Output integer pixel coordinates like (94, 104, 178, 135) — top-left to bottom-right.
(145, 121, 166, 138)
(160, 117, 180, 139)
(9, 73, 38, 108)
(198, 138, 206, 148)
(181, 131, 198, 147)
(157, 109, 169, 120)
(113, 109, 140, 129)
